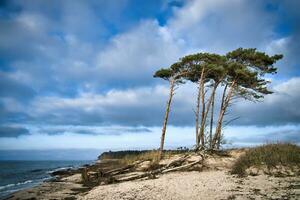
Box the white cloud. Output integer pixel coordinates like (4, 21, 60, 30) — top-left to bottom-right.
(1, 0, 290, 94)
(266, 37, 289, 55)
(168, 0, 227, 32)
(167, 0, 275, 53)
(95, 20, 185, 85)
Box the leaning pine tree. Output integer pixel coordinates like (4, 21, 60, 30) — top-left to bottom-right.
(212, 48, 283, 149)
(154, 62, 187, 159)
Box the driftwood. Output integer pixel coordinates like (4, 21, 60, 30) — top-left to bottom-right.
(116, 157, 203, 182)
(165, 154, 190, 168)
(114, 153, 204, 183)
(104, 161, 144, 176)
(83, 153, 205, 186)
(163, 152, 204, 174)
(162, 158, 202, 173)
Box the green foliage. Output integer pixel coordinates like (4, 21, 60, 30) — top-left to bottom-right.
(153, 62, 188, 82)
(99, 150, 151, 160)
(224, 48, 283, 101)
(226, 48, 283, 74)
(231, 143, 300, 177)
(180, 53, 227, 83)
(153, 68, 172, 80)
(154, 48, 283, 97)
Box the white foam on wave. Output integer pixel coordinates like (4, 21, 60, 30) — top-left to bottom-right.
(46, 166, 72, 174)
(0, 180, 33, 190)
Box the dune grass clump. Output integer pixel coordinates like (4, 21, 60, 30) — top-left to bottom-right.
(118, 150, 185, 165)
(119, 150, 161, 165)
(99, 149, 187, 165)
(231, 143, 300, 177)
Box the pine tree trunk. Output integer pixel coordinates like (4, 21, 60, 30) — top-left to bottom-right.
(199, 85, 217, 149)
(158, 79, 175, 160)
(195, 79, 201, 148)
(212, 81, 235, 149)
(199, 69, 205, 148)
(212, 86, 228, 149)
(195, 68, 205, 149)
(209, 89, 216, 149)
(213, 106, 226, 149)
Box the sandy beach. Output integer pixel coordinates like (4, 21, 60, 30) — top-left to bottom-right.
(81, 170, 300, 200)
(5, 149, 300, 200)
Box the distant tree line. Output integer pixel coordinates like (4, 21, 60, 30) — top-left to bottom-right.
(154, 48, 283, 159)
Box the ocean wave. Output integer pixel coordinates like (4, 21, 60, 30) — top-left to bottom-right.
(0, 180, 33, 191)
(46, 166, 72, 174)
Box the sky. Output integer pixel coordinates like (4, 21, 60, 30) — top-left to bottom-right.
(0, 0, 299, 159)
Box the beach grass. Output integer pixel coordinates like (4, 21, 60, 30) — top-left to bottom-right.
(231, 143, 300, 176)
(99, 149, 188, 165)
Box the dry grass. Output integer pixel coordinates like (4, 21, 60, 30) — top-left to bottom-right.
(231, 143, 300, 177)
(99, 150, 187, 166)
(119, 150, 160, 165)
(118, 150, 182, 165)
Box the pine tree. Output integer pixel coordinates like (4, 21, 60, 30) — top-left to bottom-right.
(212, 48, 283, 149)
(154, 62, 187, 159)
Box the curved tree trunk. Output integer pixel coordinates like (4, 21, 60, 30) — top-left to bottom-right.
(209, 89, 216, 149)
(199, 84, 218, 149)
(158, 79, 175, 160)
(195, 79, 201, 148)
(212, 106, 226, 149)
(199, 69, 206, 148)
(212, 81, 235, 149)
(195, 68, 205, 148)
(212, 87, 227, 149)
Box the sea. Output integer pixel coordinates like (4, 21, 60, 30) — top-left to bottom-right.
(0, 160, 91, 199)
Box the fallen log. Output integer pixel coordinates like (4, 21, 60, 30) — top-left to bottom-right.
(90, 160, 145, 180)
(104, 161, 143, 176)
(115, 157, 204, 183)
(165, 154, 190, 168)
(84, 153, 205, 186)
(162, 158, 203, 173)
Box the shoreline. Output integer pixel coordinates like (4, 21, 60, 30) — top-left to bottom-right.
(2, 157, 123, 200)
(0, 160, 93, 200)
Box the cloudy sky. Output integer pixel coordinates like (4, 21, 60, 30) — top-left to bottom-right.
(0, 0, 299, 159)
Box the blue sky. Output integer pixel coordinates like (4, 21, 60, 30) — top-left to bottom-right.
(0, 0, 300, 159)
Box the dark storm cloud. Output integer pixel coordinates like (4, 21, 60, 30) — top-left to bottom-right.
(0, 101, 31, 124)
(0, 126, 29, 137)
(0, 74, 35, 99)
(21, 84, 195, 126)
(36, 126, 152, 136)
(2, 77, 298, 128)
